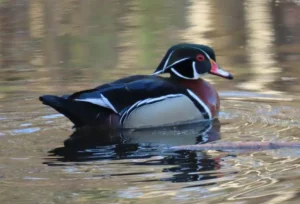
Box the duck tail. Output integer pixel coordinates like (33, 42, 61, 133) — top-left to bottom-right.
(39, 95, 112, 128)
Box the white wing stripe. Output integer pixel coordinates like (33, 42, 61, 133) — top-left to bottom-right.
(75, 95, 118, 113)
(75, 98, 108, 107)
(100, 94, 118, 113)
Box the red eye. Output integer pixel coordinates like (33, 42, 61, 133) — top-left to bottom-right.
(196, 54, 205, 62)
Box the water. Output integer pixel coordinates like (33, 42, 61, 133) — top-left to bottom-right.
(1, 0, 300, 203)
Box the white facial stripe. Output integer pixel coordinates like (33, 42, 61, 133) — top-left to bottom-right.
(165, 57, 190, 70)
(170, 68, 196, 80)
(159, 46, 212, 74)
(163, 50, 175, 70)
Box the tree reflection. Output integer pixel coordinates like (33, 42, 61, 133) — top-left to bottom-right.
(1, 0, 300, 95)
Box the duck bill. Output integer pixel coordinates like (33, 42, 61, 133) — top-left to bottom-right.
(209, 59, 233, 80)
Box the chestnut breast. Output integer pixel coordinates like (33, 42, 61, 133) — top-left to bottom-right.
(177, 78, 220, 118)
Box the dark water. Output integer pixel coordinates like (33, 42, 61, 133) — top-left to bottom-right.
(1, 0, 300, 203)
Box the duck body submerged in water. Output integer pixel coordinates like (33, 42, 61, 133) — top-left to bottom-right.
(39, 43, 233, 129)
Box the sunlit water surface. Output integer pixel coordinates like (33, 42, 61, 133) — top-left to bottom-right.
(1, 1, 300, 204)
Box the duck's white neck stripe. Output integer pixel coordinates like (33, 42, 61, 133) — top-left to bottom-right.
(187, 89, 212, 120)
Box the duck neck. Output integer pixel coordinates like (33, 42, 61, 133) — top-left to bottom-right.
(169, 75, 205, 96)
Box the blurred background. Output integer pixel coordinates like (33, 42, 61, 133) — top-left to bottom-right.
(0, 0, 300, 97)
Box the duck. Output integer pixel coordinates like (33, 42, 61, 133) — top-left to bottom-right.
(39, 43, 233, 129)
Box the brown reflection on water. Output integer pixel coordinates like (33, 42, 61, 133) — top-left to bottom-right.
(236, 0, 281, 94)
(272, 1, 300, 93)
(0, 1, 299, 96)
(0, 0, 299, 94)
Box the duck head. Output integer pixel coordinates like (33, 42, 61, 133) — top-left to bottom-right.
(153, 43, 233, 80)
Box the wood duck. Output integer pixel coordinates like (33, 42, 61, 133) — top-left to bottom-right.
(39, 43, 233, 129)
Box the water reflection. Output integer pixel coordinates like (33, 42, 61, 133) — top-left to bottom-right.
(46, 120, 223, 183)
(139, 150, 224, 184)
(1, 0, 300, 96)
(238, 0, 281, 93)
(1, 1, 300, 203)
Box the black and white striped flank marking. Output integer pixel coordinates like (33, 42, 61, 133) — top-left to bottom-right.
(120, 94, 184, 125)
(186, 89, 212, 120)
